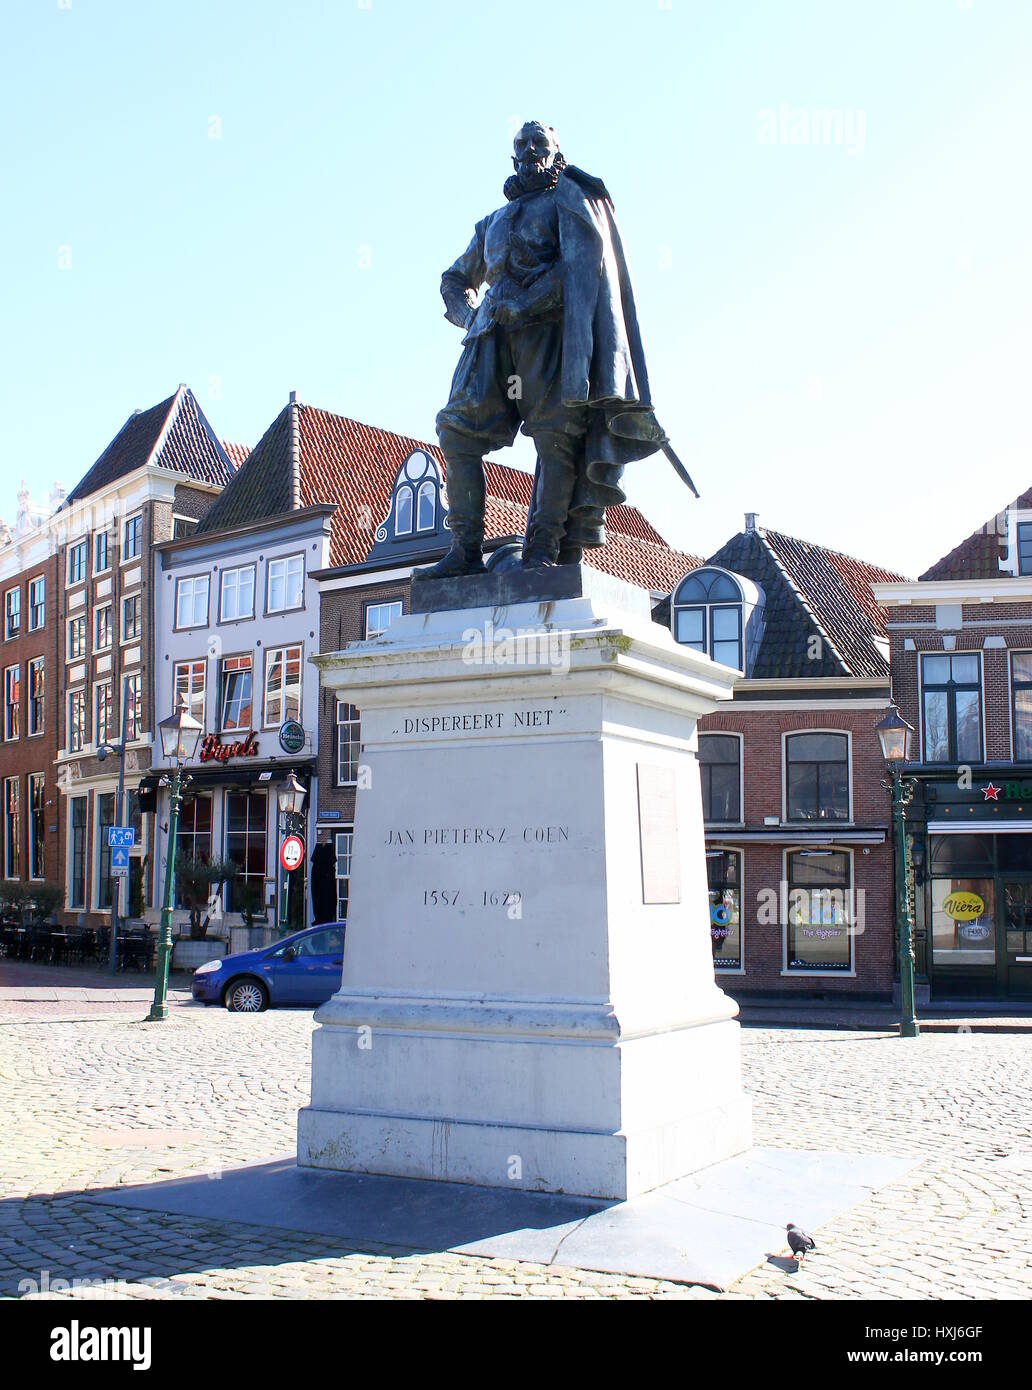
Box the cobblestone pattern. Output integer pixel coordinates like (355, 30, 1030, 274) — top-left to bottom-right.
(1, 1003, 1030, 1299)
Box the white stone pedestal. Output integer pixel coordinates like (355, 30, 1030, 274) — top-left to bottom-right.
(298, 573, 752, 1200)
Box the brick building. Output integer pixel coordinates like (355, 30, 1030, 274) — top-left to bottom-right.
(660, 514, 904, 999)
(49, 386, 241, 928)
(0, 485, 63, 901)
(874, 490, 1032, 999)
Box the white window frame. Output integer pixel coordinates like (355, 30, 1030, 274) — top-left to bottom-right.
(121, 592, 142, 643)
(94, 681, 113, 746)
(698, 731, 744, 826)
(3, 776, 19, 880)
(4, 586, 20, 641)
(3, 665, 19, 741)
(781, 729, 853, 826)
(780, 846, 857, 977)
(66, 615, 86, 663)
(67, 794, 88, 909)
(173, 659, 207, 725)
(67, 539, 87, 586)
(334, 826, 354, 921)
(364, 601, 403, 640)
(219, 564, 256, 623)
(27, 575, 44, 632)
(175, 574, 210, 630)
(218, 654, 254, 733)
(27, 773, 45, 881)
(266, 554, 305, 615)
(27, 657, 44, 737)
(124, 672, 143, 741)
(918, 650, 986, 765)
(68, 688, 87, 753)
(123, 513, 143, 563)
(707, 843, 745, 975)
(94, 604, 112, 653)
(335, 702, 361, 786)
(94, 531, 111, 575)
(263, 644, 303, 729)
(416, 480, 436, 533)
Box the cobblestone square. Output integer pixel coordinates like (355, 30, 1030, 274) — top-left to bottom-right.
(1, 996, 1030, 1300)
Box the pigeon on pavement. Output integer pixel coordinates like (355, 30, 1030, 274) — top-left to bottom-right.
(786, 1223, 816, 1260)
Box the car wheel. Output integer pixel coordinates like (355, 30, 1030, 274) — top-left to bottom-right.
(225, 977, 268, 1013)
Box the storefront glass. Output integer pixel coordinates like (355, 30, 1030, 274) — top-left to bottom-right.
(931, 877, 996, 966)
(224, 791, 268, 916)
(707, 849, 741, 969)
(786, 849, 853, 971)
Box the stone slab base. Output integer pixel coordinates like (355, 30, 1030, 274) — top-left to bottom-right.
(297, 1096, 753, 1201)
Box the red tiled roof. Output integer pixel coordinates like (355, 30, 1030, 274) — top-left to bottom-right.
(221, 440, 251, 469)
(198, 399, 691, 591)
(67, 386, 235, 505)
(919, 489, 1024, 581)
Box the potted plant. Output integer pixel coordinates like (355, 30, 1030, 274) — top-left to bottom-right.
(27, 883, 62, 927)
(174, 855, 238, 940)
(233, 879, 264, 930)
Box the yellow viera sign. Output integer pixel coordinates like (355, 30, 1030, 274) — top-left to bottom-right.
(943, 891, 985, 922)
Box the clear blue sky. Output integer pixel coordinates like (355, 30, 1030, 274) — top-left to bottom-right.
(3, 0, 1030, 576)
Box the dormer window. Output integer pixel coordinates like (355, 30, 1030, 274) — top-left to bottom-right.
(395, 487, 413, 536)
(672, 570, 744, 670)
(1018, 522, 1032, 576)
(366, 449, 447, 563)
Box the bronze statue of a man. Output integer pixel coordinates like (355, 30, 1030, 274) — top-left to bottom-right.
(427, 121, 671, 576)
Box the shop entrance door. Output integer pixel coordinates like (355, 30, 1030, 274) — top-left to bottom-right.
(1000, 880, 1032, 997)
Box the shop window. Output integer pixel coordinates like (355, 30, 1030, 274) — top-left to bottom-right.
(175, 795, 214, 910)
(70, 797, 88, 908)
(335, 827, 353, 920)
(698, 734, 741, 822)
(785, 733, 849, 822)
(921, 653, 982, 764)
(930, 876, 995, 968)
(785, 849, 853, 972)
(707, 849, 741, 970)
(335, 703, 361, 786)
(224, 791, 268, 913)
(3, 777, 19, 879)
(96, 793, 115, 909)
(28, 774, 45, 879)
(365, 601, 403, 640)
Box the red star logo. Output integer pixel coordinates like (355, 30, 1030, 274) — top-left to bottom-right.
(983, 783, 1001, 801)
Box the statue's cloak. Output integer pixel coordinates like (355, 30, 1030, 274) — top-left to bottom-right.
(552, 166, 667, 507)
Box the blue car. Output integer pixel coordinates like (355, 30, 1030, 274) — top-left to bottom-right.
(191, 923, 346, 1012)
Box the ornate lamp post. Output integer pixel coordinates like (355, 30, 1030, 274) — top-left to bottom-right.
(875, 705, 920, 1039)
(147, 697, 203, 1023)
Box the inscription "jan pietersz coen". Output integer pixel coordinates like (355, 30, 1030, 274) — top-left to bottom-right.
(384, 826, 569, 847)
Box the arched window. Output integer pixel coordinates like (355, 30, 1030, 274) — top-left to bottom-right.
(416, 479, 436, 532)
(395, 485, 413, 536)
(672, 569, 743, 670)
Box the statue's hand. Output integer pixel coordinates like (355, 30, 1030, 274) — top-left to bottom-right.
(489, 298, 519, 327)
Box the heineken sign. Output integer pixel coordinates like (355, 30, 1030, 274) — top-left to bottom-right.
(279, 719, 306, 755)
(981, 782, 1032, 802)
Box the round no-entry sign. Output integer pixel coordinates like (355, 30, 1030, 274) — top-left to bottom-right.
(280, 835, 305, 873)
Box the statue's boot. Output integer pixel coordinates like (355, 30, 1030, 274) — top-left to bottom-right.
(521, 431, 579, 569)
(422, 440, 488, 578)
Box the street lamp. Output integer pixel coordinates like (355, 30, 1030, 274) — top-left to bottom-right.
(278, 771, 307, 826)
(146, 696, 203, 1023)
(875, 704, 920, 1039)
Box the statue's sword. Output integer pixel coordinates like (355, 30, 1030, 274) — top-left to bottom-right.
(661, 441, 700, 499)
